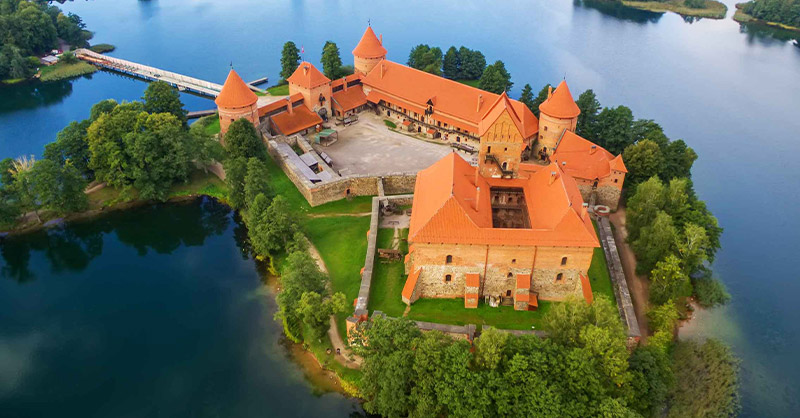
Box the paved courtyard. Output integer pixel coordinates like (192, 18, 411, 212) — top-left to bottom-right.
(318, 114, 464, 176)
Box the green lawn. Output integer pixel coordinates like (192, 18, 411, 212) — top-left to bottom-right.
(267, 83, 290, 95)
(590, 221, 617, 307)
(190, 114, 220, 136)
(408, 299, 552, 331)
(39, 61, 97, 82)
(456, 79, 480, 88)
(368, 228, 408, 317)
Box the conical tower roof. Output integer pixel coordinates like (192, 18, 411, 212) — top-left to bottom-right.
(539, 80, 580, 119)
(286, 62, 331, 88)
(352, 26, 387, 59)
(215, 69, 258, 108)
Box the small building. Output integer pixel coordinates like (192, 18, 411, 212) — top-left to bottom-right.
(39, 55, 59, 66)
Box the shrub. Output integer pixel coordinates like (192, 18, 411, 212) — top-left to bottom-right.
(89, 43, 116, 53)
(693, 275, 731, 308)
(383, 119, 396, 129)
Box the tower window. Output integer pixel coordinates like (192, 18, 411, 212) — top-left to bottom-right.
(446, 255, 453, 264)
(507, 272, 513, 278)
(487, 146, 492, 153)
(561, 257, 568, 266)
(511, 259, 516, 264)
(556, 273, 563, 282)
(445, 274, 452, 282)
(544, 126, 548, 131)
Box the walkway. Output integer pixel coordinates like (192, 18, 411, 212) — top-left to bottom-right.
(74, 49, 265, 97)
(595, 215, 642, 339)
(609, 208, 651, 339)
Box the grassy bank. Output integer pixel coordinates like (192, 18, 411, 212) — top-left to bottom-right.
(733, 4, 800, 32)
(622, 0, 727, 18)
(267, 83, 290, 96)
(89, 43, 116, 53)
(456, 79, 480, 87)
(39, 61, 97, 82)
(190, 114, 221, 136)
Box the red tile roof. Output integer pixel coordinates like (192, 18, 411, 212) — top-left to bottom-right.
(270, 104, 323, 136)
(215, 69, 258, 108)
(352, 26, 387, 59)
(516, 274, 531, 290)
(539, 80, 580, 119)
(408, 153, 598, 248)
(580, 274, 593, 305)
(550, 130, 627, 180)
(287, 62, 331, 89)
(332, 87, 367, 112)
(362, 60, 538, 138)
(257, 93, 304, 117)
(330, 74, 361, 89)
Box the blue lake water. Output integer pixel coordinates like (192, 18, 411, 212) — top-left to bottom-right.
(1, 0, 799, 416)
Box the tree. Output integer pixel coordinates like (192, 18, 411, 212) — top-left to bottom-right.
(647, 300, 680, 333)
(223, 119, 265, 161)
(676, 223, 710, 275)
(320, 41, 343, 79)
(625, 176, 666, 242)
(543, 295, 624, 347)
(519, 84, 535, 113)
(442, 46, 460, 79)
(280, 41, 301, 82)
(407, 44, 443, 75)
(87, 101, 143, 194)
(407, 44, 430, 69)
(575, 89, 601, 140)
(661, 139, 697, 181)
(633, 211, 678, 274)
(59, 50, 78, 64)
(692, 273, 731, 308)
(56, 12, 89, 46)
(459, 47, 486, 79)
(124, 112, 192, 201)
(44, 119, 93, 178)
(89, 99, 118, 121)
(246, 194, 297, 255)
(531, 84, 551, 118)
(596, 105, 635, 155)
(224, 156, 247, 210)
(628, 345, 674, 416)
(297, 291, 348, 340)
(478, 60, 513, 94)
(669, 339, 740, 418)
(622, 139, 664, 186)
(243, 157, 272, 207)
(275, 250, 327, 341)
(649, 255, 692, 305)
(0, 158, 15, 187)
(142, 81, 187, 126)
(10, 155, 42, 223)
(29, 159, 88, 215)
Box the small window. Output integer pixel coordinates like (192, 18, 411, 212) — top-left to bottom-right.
(487, 146, 492, 153)
(507, 272, 513, 278)
(445, 274, 452, 282)
(614, 179, 618, 183)
(445, 255, 453, 264)
(506, 290, 512, 297)
(561, 257, 568, 266)
(504, 147, 508, 152)
(502, 162, 508, 170)
(544, 126, 548, 131)
(556, 273, 563, 282)
(511, 259, 516, 264)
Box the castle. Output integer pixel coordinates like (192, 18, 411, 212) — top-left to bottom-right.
(214, 26, 628, 309)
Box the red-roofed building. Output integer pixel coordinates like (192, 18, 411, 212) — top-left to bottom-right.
(215, 69, 260, 138)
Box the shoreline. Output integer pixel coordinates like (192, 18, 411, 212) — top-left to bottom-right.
(733, 5, 800, 33)
(621, 0, 728, 19)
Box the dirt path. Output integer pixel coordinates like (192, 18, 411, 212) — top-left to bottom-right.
(608, 208, 650, 340)
(305, 237, 363, 369)
(307, 212, 371, 218)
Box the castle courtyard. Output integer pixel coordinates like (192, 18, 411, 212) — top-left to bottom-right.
(321, 114, 458, 176)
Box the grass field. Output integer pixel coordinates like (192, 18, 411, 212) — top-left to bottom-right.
(622, 0, 727, 19)
(39, 61, 97, 82)
(267, 83, 290, 96)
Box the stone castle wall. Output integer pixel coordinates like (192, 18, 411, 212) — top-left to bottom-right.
(407, 242, 594, 301)
(577, 184, 623, 211)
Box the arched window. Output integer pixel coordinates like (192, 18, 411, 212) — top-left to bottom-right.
(556, 273, 563, 282)
(507, 272, 513, 278)
(445, 255, 453, 264)
(502, 162, 508, 170)
(445, 274, 452, 282)
(561, 257, 568, 266)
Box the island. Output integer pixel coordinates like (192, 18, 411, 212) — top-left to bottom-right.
(0, 21, 739, 418)
(734, 0, 800, 32)
(608, 0, 728, 19)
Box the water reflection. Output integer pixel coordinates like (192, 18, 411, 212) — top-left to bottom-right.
(0, 198, 230, 282)
(573, 0, 664, 24)
(738, 21, 800, 45)
(0, 79, 75, 115)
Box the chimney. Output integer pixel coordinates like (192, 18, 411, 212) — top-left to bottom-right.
(475, 186, 481, 212)
(380, 63, 385, 79)
(582, 202, 589, 219)
(477, 94, 483, 112)
(286, 97, 293, 115)
(380, 34, 383, 45)
(561, 161, 566, 167)
(547, 86, 553, 99)
(590, 145, 597, 155)
(474, 165, 479, 185)
(549, 170, 557, 185)
(303, 65, 309, 76)
(343, 77, 348, 91)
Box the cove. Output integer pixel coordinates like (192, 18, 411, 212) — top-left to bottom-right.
(0, 198, 361, 417)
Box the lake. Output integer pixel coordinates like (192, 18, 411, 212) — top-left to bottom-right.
(0, 199, 362, 417)
(1, 0, 799, 416)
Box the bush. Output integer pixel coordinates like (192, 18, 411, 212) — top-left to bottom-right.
(383, 119, 396, 129)
(693, 275, 731, 308)
(60, 52, 78, 64)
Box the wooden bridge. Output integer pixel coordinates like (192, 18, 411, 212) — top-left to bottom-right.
(74, 48, 266, 97)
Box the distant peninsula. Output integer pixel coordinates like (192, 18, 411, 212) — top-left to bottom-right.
(734, 1, 800, 32)
(619, 0, 728, 19)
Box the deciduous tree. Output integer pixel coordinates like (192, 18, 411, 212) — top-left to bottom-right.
(223, 119, 265, 161)
(478, 60, 513, 94)
(633, 211, 677, 274)
(143, 81, 187, 126)
(649, 254, 692, 305)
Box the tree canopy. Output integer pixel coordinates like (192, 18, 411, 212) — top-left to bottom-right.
(321, 41, 344, 79)
(407, 44, 443, 75)
(142, 81, 188, 126)
(742, 0, 800, 27)
(279, 41, 301, 82)
(478, 60, 513, 94)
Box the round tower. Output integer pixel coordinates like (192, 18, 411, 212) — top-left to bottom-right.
(215, 69, 259, 141)
(353, 26, 387, 75)
(536, 80, 580, 158)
